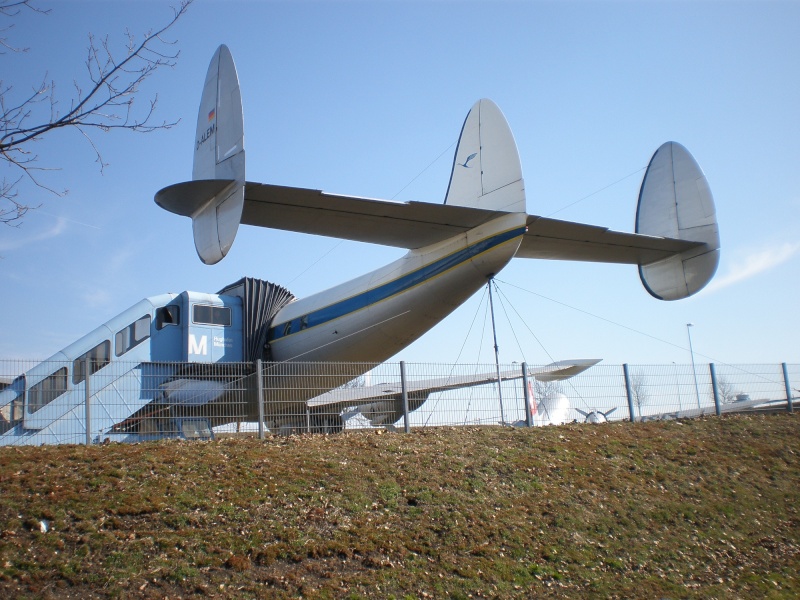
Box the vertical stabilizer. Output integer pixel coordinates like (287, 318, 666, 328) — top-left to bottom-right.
(444, 99, 526, 213)
(636, 142, 720, 300)
(191, 44, 246, 264)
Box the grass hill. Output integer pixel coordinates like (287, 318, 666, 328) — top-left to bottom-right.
(0, 414, 798, 599)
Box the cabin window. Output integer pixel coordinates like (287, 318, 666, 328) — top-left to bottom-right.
(73, 340, 111, 385)
(115, 315, 152, 357)
(156, 304, 180, 330)
(193, 305, 231, 326)
(27, 368, 68, 413)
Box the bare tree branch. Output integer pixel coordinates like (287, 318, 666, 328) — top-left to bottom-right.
(0, 0, 48, 53)
(715, 376, 738, 404)
(533, 379, 562, 403)
(630, 372, 649, 418)
(0, 0, 47, 15)
(0, 173, 35, 226)
(0, 0, 192, 225)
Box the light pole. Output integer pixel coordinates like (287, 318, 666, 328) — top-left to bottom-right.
(687, 323, 701, 410)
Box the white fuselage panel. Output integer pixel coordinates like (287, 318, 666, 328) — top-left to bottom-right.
(268, 212, 527, 365)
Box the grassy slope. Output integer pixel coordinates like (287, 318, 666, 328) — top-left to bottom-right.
(0, 414, 798, 599)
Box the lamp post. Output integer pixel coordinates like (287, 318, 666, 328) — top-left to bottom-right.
(687, 323, 701, 410)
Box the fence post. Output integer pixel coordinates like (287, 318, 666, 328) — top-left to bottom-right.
(709, 363, 722, 416)
(84, 357, 91, 446)
(521, 362, 533, 428)
(256, 360, 265, 439)
(623, 364, 636, 423)
(400, 361, 410, 433)
(782, 363, 794, 414)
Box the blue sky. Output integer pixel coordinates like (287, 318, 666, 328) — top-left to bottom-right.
(1, 0, 798, 368)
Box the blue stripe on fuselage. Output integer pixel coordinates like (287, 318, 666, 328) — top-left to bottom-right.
(268, 225, 526, 342)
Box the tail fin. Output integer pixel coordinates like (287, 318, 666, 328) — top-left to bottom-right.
(155, 44, 245, 265)
(444, 99, 526, 213)
(636, 142, 720, 300)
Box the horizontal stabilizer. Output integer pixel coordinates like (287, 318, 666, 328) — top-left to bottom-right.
(517, 214, 703, 264)
(242, 183, 504, 248)
(155, 179, 234, 216)
(239, 183, 707, 265)
(636, 142, 720, 300)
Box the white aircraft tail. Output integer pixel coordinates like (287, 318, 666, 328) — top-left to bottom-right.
(155, 44, 246, 264)
(444, 99, 526, 213)
(154, 46, 720, 304)
(635, 142, 720, 300)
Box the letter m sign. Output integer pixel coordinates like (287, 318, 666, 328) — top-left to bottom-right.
(188, 334, 208, 356)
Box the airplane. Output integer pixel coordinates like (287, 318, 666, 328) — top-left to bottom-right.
(501, 379, 617, 427)
(575, 408, 618, 424)
(314, 359, 603, 432)
(0, 44, 720, 444)
(156, 45, 718, 420)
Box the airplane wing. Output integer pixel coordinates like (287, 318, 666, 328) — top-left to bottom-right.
(640, 397, 794, 421)
(239, 182, 701, 265)
(306, 359, 600, 409)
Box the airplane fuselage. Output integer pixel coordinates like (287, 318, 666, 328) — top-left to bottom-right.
(267, 212, 527, 365)
(250, 211, 528, 430)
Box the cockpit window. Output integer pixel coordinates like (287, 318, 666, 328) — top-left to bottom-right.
(156, 304, 180, 330)
(193, 305, 231, 326)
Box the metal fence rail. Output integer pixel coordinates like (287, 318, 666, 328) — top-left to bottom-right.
(0, 359, 796, 446)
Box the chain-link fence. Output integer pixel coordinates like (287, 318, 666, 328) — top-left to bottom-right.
(1, 359, 796, 446)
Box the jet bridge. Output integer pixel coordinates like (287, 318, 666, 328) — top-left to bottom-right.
(0, 278, 295, 445)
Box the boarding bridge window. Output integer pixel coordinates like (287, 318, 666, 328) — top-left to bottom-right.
(27, 368, 68, 413)
(0, 376, 25, 433)
(72, 340, 111, 385)
(156, 304, 180, 330)
(115, 315, 152, 357)
(193, 305, 231, 326)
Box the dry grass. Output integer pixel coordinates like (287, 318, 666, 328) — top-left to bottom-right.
(0, 413, 798, 599)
